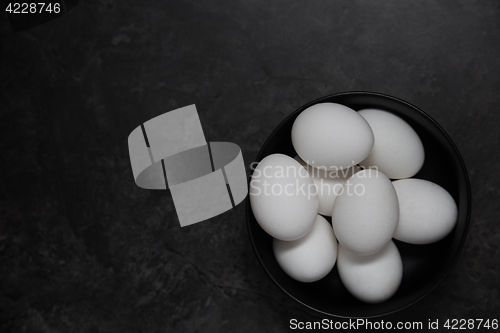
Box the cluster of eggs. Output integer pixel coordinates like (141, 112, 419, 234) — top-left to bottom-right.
(250, 103, 458, 304)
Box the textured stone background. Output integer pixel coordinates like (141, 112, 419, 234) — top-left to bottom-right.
(1, 1, 499, 332)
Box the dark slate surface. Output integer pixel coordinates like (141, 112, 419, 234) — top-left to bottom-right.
(1, 1, 499, 332)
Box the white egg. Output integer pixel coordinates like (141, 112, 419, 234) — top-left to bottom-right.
(273, 215, 337, 282)
(337, 241, 403, 303)
(291, 103, 374, 170)
(250, 154, 319, 241)
(294, 155, 360, 216)
(358, 109, 425, 179)
(332, 169, 399, 256)
(393, 179, 458, 244)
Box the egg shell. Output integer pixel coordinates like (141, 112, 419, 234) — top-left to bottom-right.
(273, 215, 337, 283)
(332, 169, 399, 256)
(250, 154, 319, 241)
(393, 178, 458, 244)
(358, 109, 425, 179)
(338, 240, 402, 303)
(294, 155, 360, 216)
(291, 103, 374, 170)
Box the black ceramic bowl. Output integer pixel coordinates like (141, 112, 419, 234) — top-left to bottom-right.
(246, 91, 471, 318)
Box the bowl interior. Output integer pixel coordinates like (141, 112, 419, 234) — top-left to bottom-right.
(246, 92, 471, 318)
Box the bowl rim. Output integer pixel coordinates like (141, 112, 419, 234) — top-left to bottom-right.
(245, 90, 472, 318)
